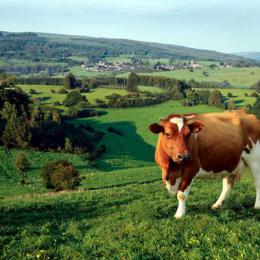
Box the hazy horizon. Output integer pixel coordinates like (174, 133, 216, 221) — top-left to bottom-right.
(1, 0, 260, 53)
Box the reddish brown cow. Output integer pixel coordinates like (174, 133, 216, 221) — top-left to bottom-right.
(149, 110, 260, 218)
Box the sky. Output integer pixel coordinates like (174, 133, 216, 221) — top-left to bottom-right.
(0, 0, 259, 53)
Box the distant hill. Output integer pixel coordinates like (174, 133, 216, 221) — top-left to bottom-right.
(0, 31, 258, 66)
(235, 52, 260, 61)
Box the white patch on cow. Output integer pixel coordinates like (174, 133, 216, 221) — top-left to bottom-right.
(175, 183, 192, 219)
(246, 140, 260, 209)
(212, 177, 232, 209)
(165, 178, 181, 194)
(169, 117, 184, 132)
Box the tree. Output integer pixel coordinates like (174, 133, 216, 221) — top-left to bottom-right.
(15, 152, 30, 185)
(63, 90, 87, 107)
(226, 100, 236, 110)
(127, 72, 139, 92)
(0, 102, 31, 148)
(251, 81, 260, 93)
(202, 71, 209, 77)
(208, 90, 225, 107)
(250, 96, 260, 118)
(64, 73, 76, 89)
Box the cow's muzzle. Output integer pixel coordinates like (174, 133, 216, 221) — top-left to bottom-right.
(177, 152, 192, 162)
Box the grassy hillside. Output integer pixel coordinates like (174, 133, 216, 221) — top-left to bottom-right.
(236, 52, 260, 61)
(119, 67, 260, 88)
(0, 31, 257, 67)
(18, 84, 165, 107)
(1, 99, 260, 259)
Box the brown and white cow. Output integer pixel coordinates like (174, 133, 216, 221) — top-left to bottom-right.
(149, 110, 260, 218)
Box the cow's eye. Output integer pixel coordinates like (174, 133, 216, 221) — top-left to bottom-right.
(165, 133, 171, 138)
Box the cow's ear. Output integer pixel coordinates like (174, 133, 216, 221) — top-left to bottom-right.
(187, 121, 204, 133)
(149, 123, 164, 134)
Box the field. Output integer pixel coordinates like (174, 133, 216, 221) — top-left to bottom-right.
(119, 67, 260, 88)
(69, 66, 113, 78)
(194, 88, 256, 108)
(18, 85, 167, 107)
(1, 96, 260, 259)
(18, 84, 257, 110)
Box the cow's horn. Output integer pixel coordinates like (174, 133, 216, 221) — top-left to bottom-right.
(184, 115, 195, 120)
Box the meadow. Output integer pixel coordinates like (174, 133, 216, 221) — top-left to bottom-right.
(1, 94, 260, 259)
(194, 88, 257, 108)
(119, 67, 260, 88)
(18, 84, 165, 107)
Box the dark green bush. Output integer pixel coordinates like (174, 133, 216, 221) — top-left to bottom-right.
(29, 89, 37, 95)
(251, 91, 259, 97)
(15, 151, 30, 172)
(15, 151, 30, 185)
(41, 160, 81, 191)
(58, 88, 68, 94)
(63, 90, 87, 107)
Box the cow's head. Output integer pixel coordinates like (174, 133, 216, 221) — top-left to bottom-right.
(149, 114, 204, 163)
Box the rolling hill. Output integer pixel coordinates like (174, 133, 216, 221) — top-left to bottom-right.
(235, 52, 260, 61)
(0, 31, 258, 65)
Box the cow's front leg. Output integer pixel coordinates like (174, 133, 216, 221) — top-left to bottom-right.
(211, 175, 235, 209)
(175, 182, 192, 218)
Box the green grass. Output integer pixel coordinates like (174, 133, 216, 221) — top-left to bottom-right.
(138, 85, 165, 93)
(1, 95, 259, 258)
(18, 84, 65, 106)
(86, 88, 128, 104)
(105, 55, 132, 63)
(119, 67, 260, 88)
(69, 66, 113, 78)
(68, 56, 88, 62)
(18, 85, 129, 106)
(217, 88, 256, 107)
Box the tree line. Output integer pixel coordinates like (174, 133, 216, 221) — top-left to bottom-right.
(0, 84, 104, 155)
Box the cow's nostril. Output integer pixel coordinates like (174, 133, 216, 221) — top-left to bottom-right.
(177, 154, 184, 160)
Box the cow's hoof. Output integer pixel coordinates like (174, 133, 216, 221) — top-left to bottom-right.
(174, 212, 185, 219)
(211, 203, 222, 210)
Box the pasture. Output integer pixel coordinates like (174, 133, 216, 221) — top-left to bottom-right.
(194, 88, 257, 108)
(119, 67, 260, 88)
(18, 84, 257, 109)
(69, 66, 113, 78)
(18, 85, 166, 107)
(1, 98, 260, 259)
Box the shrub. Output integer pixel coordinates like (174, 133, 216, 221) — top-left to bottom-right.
(226, 100, 236, 110)
(15, 151, 30, 185)
(58, 88, 68, 94)
(251, 91, 259, 97)
(227, 92, 233, 98)
(64, 137, 73, 153)
(250, 96, 260, 118)
(29, 89, 37, 95)
(54, 101, 61, 106)
(208, 90, 225, 107)
(50, 89, 56, 94)
(251, 80, 260, 93)
(15, 151, 30, 172)
(63, 90, 87, 107)
(41, 160, 81, 191)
